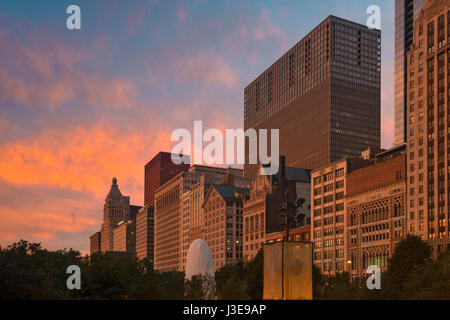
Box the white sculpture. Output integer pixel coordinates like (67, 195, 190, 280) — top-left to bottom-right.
(185, 239, 215, 280)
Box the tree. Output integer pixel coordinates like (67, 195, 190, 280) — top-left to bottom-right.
(0, 240, 83, 300)
(312, 264, 324, 299)
(400, 250, 450, 299)
(320, 272, 361, 300)
(244, 249, 263, 300)
(382, 235, 431, 299)
(185, 275, 204, 299)
(220, 278, 249, 300)
(215, 261, 245, 299)
(157, 271, 185, 300)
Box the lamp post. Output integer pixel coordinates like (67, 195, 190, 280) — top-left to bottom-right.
(279, 192, 306, 300)
(285, 191, 290, 241)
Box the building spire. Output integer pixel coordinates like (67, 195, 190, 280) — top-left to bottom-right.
(107, 177, 122, 198)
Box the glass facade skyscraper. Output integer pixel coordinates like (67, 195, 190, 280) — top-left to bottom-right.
(394, 0, 426, 145)
(244, 15, 381, 178)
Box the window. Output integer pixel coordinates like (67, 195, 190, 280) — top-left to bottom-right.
(335, 168, 344, 178)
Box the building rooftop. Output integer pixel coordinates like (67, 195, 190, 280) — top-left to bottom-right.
(211, 185, 249, 200)
(260, 165, 311, 183)
(106, 177, 123, 198)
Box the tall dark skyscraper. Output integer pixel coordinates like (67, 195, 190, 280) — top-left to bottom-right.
(394, 0, 426, 145)
(144, 152, 190, 207)
(244, 15, 381, 179)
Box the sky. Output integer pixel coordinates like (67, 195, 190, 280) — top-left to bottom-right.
(0, 0, 395, 253)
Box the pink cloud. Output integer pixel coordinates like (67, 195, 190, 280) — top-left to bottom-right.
(177, 9, 188, 22)
(0, 30, 136, 109)
(175, 53, 238, 88)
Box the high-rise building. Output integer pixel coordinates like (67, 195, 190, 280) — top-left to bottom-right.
(113, 219, 136, 253)
(144, 152, 190, 207)
(395, 0, 427, 145)
(136, 206, 154, 261)
(203, 185, 249, 269)
(94, 177, 141, 254)
(89, 231, 101, 255)
(100, 177, 131, 252)
(406, 0, 450, 255)
(154, 170, 201, 272)
(244, 15, 381, 179)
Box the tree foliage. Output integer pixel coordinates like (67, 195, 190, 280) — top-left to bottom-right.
(1, 237, 449, 300)
(0, 240, 184, 300)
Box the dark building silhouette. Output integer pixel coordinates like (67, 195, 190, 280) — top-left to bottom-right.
(144, 152, 190, 207)
(89, 231, 101, 255)
(244, 15, 381, 178)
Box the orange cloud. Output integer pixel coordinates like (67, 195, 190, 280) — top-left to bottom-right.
(0, 121, 179, 252)
(0, 124, 174, 201)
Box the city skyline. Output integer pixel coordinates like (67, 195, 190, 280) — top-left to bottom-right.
(0, 0, 396, 253)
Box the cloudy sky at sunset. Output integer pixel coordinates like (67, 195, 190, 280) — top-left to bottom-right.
(0, 0, 394, 253)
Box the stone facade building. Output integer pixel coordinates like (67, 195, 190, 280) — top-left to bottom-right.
(113, 219, 136, 253)
(406, 0, 450, 255)
(395, 0, 426, 145)
(346, 152, 407, 278)
(311, 158, 371, 275)
(181, 166, 248, 271)
(89, 177, 140, 256)
(203, 185, 249, 269)
(100, 178, 131, 252)
(153, 165, 245, 272)
(154, 171, 200, 272)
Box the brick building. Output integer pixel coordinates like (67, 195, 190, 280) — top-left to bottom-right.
(406, 0, 450, 255)
(203, 185, 249, 269)
(243, 157, 311, 262)
(144, 152, 190, 207)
